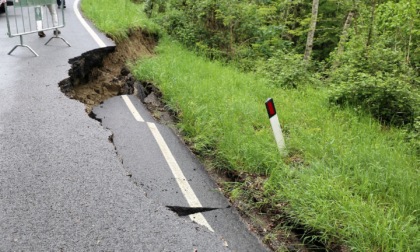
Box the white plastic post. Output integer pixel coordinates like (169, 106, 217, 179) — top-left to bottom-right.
(265, 98, 286, 154)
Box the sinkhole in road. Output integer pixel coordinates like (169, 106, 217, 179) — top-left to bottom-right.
(58, 30, 162, 115)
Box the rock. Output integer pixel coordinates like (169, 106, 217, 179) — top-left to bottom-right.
(134, 81, 147, 102)
(144, 92, 161, 107)
(120, 66, 130, 76)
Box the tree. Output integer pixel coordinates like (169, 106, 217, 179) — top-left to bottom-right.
(303, 0, 319, 62)
(333, 9, 356, 68)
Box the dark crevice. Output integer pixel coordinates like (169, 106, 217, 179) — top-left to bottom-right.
(166, 206, 229, 217)
(88, 111, 102, 123)
(286, 221, 331, 252)
(108, 133, 114, 144)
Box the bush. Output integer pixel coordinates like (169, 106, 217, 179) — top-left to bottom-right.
(256, 51, 319, 88)
(329, 74, 418, 126)
(328, 35, 420, 127)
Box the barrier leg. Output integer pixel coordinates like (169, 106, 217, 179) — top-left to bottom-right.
(8, 35, 39, 57)
(45, 29, 71, 47)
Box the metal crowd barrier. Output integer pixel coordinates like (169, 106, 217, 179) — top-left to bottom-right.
(5, 0, 70, 56)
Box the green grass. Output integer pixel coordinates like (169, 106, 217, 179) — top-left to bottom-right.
(133, 39, 419, 251)
(82, 1, 419, 250)
(81, 0, 159, 41)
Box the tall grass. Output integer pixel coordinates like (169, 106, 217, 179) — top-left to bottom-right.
(133, 39, 419, 251)
(81, 0, 159, 41)
(82, 1, 419, 250)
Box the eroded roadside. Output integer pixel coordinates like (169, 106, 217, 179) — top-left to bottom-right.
(58, 29, 337, 252)
(59, 31, 158, 113)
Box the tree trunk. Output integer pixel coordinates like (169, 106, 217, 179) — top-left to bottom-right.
(333, 10, 355, 68)
(352, 0, 359, 35)
(366, 0, 376, 48)
(303, 0, 319, 62)
(337, 11, 354, 54)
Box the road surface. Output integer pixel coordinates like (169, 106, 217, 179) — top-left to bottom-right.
(0, 1, 267, 251)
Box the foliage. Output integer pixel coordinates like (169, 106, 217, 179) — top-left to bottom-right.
(327, 0, 420, 129)
(255, 50, 319, 88)
(148, 0, 420, 129)
(330, 77, 418, 126)
(159, 0, 276, 60)
(375, 0, 420, 69)
(328, 38, 419, 126)
(149, 0, 351, 62)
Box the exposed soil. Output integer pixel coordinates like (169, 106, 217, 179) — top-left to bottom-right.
(59, 29, 346, 252)
(59, 30, 158, 114)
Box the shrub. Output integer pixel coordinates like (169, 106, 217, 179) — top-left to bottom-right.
(256, 51, 319, 88)
(329, 74, 418, 126)
(328, 35, 420, 127)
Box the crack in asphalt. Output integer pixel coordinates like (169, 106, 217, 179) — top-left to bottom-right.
(166, 206, 230, 217)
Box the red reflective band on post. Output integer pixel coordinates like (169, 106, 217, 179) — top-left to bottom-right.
(265, 98, 277, 118)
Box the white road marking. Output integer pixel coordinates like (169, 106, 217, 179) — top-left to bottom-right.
(121, 95, 144, 122)
(73, 0, 107, 48)
(147, 122, 214, 232)
(122, 96, 214, 231)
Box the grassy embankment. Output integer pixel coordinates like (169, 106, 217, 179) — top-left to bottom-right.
(82, 0, 419, 251)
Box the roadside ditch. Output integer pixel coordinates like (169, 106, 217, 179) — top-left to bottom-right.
(58, 29, 338, 252)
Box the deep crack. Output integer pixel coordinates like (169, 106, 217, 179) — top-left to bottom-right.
(166, 206, 229, 217)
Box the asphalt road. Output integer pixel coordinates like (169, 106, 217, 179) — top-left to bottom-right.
(0, 1, 267, 251)
(93, 95, 268, 251)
